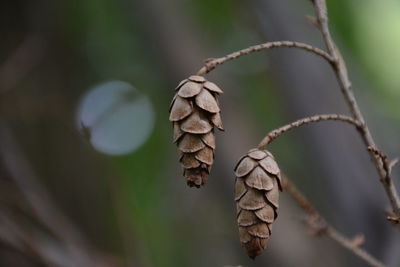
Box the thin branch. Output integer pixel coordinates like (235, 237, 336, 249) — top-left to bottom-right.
(257, 114, 361, 149)
(312, 0, 400, 216)
(196, 41, 333, 76)
(282, 177, 386, 267)
(388, 158, 399, 172)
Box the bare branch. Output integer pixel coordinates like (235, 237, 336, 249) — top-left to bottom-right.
(257, 114, 361, 149)
(283, 177, 386, 267)
(312, 0, 400, 216)
(196, 41, 333, 76)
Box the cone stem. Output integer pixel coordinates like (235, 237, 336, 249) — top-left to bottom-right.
(196, 41, 333, 76)
(257, 114, 361, 149)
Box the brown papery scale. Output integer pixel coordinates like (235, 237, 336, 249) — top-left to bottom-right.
(169, 75, 223, 188)
(234, 148, 282, 259)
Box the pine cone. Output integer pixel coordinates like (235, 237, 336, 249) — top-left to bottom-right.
(169, 75, 223, 188)
(234, 148, 282, 259)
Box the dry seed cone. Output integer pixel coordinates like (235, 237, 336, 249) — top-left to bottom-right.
(169, 75, 223, 188)
(234, 148, 282, 259)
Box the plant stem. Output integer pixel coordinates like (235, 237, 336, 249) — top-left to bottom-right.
(283, 177, 386, 267)
(312, 0, 400, 216)
(257, 114, 361, 149)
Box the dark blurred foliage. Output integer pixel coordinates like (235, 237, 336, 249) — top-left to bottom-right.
(1, 0, 400, 266)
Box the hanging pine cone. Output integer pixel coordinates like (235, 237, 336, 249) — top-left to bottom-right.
(169, 75, 223, 188)
(234, 148, 282, 259)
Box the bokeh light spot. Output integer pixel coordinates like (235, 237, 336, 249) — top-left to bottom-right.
(76, 81, 155, 155)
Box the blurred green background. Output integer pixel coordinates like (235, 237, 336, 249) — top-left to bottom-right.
(1, 0, 400, 266)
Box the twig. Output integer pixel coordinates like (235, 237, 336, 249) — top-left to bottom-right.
(312, 0, 400, 216)
(257, 114, 361, 149)
(282, 177, 386, 267)
(196, 41, 333, 75)
(368, 146, 398, 179)
(388, 158, 399, 172)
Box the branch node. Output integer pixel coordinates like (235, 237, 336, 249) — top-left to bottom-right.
(350, 234, 365, 247)
(204, 58, 216, 64)
(367, 146, 398, 183)
(306, 216, 327, 236)
(305, 15, 319, 29)
(367, 146, 387, 160)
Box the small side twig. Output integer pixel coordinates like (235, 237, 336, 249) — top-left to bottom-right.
(387, 215, 400, 224)
(257, 114, 361, 149)
(196, 41, 333, 76)
(282, 177, 386, 267)
(367, 146, 399, 179)
(388, 158, 399, 172)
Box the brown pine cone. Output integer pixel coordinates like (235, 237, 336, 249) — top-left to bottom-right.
(234, 148, 282, 259)
(169, 75, 223, 188)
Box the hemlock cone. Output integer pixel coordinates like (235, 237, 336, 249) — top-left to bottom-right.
(169, 75, 223, 188)
(234, 148, 282, 258)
